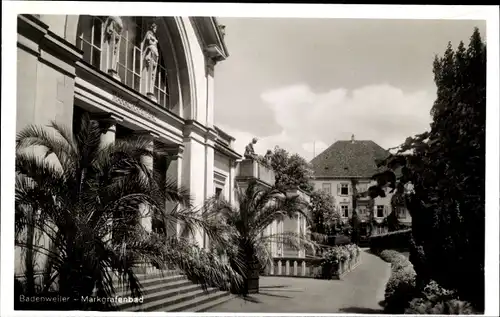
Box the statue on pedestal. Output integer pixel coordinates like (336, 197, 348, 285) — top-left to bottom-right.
(263, 149, 273, 167)
(104, 16, 124, 80)
(244, 137, 258, 160)
(141, 22, 159, 101)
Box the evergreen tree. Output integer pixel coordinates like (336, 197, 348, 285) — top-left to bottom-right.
(369, 28, 486, 311)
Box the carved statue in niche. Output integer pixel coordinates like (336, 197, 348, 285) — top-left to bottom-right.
(103, 16, 123, 80)
(141, 22, 159, 101)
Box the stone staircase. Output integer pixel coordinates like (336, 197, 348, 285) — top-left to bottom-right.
(114, 271, 233, 312)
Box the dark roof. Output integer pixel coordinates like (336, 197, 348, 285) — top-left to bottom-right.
(310, 140, 391, 178)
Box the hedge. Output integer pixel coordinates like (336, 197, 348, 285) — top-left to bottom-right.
(381, 249, 417, 314)
(380, 250, 476, 314)
(405, 280, 477, 314)
(369, 229, 412, 253)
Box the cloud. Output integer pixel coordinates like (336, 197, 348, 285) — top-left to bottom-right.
(218, 83, 435, 160)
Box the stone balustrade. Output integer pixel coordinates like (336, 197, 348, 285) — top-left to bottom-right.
(236, 159, 275, 186)
(262, 252, 361, 280)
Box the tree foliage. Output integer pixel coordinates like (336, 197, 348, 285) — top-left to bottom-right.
(368, 28, 486, 310)
(267, 146, 314, 192)
(309, 189, 340, 236)
(203, 180, 316, 294)
(14, 114, 242, 309)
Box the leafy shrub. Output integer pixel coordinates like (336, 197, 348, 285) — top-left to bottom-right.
(369, 229, 412, 253)
(318, 244, 360, 279)
(379, 249, 404, 263)
(405, 280, 477, 314)
(382, 250, 417, 314)
(385, 265, 417, 313)
(332, 234, 351, 245)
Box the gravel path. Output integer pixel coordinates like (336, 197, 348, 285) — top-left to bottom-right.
(208, 249, 391, 313)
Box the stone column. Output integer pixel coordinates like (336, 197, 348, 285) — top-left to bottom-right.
(165, 144, 184, 239)
(229, 160, 237, 205)
(205, 57, 216, 128)
(133, 131, 159, 233)
(94, 114, 123, 246)
(203, 132, 216, 249)
(96, 114, 123, 147)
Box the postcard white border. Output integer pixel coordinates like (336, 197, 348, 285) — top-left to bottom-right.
(2, 2, 499, 317)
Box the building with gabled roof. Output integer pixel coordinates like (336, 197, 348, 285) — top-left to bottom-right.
(310, 135, 411, 235)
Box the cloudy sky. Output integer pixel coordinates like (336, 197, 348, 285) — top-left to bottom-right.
(213, 18, 486, 161)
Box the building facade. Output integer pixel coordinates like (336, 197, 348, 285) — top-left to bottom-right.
(310, 136, 411, 235)
(16, 14, 243, 273)
(16, 14, 308, 278)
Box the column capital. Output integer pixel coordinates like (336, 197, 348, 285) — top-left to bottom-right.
(92, 113, 124, 123)
(133, 130, 160, 140)
(164, 144, 184, 160)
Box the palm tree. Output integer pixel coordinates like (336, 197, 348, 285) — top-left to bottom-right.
(14, 113, 242, 310)
(202, 181, 316, 295)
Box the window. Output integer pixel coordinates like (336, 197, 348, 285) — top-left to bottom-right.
(322, 183, 331, 195)
(340, 183, 349, 196)
(77, 16, 170, 108)
(77, 16, 104, 68)
(376, 205, 385, 218)
(341, 205, 349, 218)
(215, 187, 223, 199)
(116, 17, 146, 92)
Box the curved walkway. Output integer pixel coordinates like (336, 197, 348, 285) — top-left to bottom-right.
(208, 249, 391, 313)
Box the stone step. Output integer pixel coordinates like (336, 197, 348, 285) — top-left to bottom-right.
(165, 290, 232, 312)
(114, 274, 187, 296)
(119, 282, 204, 310)
(116, 277, 192, 298)
(188, 292, 235, 312)
(123, 286, 221, 312)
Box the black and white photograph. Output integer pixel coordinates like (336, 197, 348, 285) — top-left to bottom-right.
(1, 2, 499, 316)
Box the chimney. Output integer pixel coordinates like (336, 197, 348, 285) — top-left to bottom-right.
(351, 134, 355, 143)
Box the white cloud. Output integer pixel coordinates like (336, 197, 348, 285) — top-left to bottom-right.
(219, 83, 434, 160)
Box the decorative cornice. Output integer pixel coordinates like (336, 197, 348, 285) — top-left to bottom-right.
(75, 61, 185, 131)
(191, 17, 229, 63)
(183, 120, 219, 146)
(183, 119, 207, 138)
(165, 144, 184, 160)
(17, 15, 48, 56)
(206, 127, 218, 142)
(91, 113, 124, 124)
(133, 130, 160, 140)
(40, 30, 83, 64)
(214, 170, 227, 183)
(235, 176, 273, 189)
(214, 125, 235, 142)
(214, 140, 242, 160)
(17, 14, 83, 78)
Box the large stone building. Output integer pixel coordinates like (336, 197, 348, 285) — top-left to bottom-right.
(16, 14, 243, 270)
(16, 14, 307, 277)
(310, 135, 412, 235)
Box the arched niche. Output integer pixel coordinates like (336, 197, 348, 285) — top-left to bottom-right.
(66, 15, 196, 120)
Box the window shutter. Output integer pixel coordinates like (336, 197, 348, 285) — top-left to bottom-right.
(337, 183, 341, 195)
(384, 205, 388, 216)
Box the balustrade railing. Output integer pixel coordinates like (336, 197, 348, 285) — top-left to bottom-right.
(237, 159, 275, 186)
(262, 252, 361, 280)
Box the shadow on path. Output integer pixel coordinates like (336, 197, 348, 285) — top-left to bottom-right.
(240, 291, 294, 304)
(339, 306, 384, 314)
